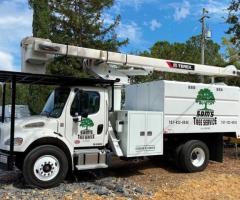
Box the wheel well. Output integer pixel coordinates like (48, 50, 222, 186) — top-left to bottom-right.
(18, 137, 73, 171)
(164, 133, 224, 162)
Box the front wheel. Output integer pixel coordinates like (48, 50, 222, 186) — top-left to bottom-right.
(23, 145, 68, 188)
(180, 140, 209, 172)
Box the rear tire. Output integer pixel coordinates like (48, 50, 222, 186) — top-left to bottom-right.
(180, 140, 209, 172)
(23, 145, 68, 188)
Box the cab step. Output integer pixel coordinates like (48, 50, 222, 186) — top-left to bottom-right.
(75, 163, 108, 170)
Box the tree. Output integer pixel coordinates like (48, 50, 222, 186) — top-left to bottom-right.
(0, 83, 52, 115)
(134, 35, 225, 83)
(48, 0, 127, 50)
(148, 36, 224, 66)
(80, 118, 94, 130)
(220, 37, 240, 87)
(222, 37, 240, 68)
(185, 36, 224, 66)
(29, 0, 128, 76)
(226, 0, 240, 48)
(28, 0, 128, 113)
(196, 89, 215, 110)
(28, 0, 50, 38)
(24, 1, 52, 114)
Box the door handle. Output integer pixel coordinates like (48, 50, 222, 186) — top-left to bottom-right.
(97, 124, 104, 134)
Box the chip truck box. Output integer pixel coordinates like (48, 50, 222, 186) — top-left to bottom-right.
(125, 80, 240, 135)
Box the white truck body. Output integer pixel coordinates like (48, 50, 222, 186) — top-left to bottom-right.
(125, 80, 240, 138)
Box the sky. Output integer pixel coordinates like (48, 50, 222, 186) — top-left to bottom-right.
(0, 0, 232, 71)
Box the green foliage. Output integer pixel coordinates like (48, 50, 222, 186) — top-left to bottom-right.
(222, 37, 240, 68)
(216, 37, 240, 87)
(0, 84, 28, 106)
(26, 0, 128, 113)
(47, 57, 87, 77)
(26, 0, 51, 113)
(149, 35, 224, 66)
(226, 0, 240, 48)
(80, 118, 94, 130)
(134, 35, 225, 84)
(27, 85, 53, 114)
(196, 89, 215, 110)
(28, 0, 50, 38)
(0, 84, 53, 114)
(29, 0, 128, 76)
(48, 0, 127, 50)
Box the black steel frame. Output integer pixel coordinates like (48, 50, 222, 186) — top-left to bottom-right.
(0, 70, 118, 170)
(1, 83, 6, 123)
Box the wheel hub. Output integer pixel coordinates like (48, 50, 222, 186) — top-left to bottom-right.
(191, 152, 198, 160)
(43, 164, 52, 173)
(33, 155, 60, 181)
(190, 147, 205, 167)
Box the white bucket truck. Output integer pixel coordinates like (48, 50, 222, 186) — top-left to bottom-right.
(0, 37, 239, 188)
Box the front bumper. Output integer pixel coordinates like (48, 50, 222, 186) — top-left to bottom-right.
(0, 150, 15, 170)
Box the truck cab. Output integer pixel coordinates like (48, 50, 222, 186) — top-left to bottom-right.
(42, 86, 109, 148)
(0, 86, 109, 151)
(0, 71, 116, 188)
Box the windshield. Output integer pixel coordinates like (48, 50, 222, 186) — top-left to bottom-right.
(41, 87, 70, 118)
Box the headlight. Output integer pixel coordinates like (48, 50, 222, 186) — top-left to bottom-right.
(24, 122, 45, 128)
(4, 138, 23, 146)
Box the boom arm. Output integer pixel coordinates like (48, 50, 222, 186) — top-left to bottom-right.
(21, 37, 239, 79)
(21, 37, 240, 111)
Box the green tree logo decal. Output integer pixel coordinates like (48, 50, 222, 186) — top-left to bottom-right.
(196, 88, 215, 110)
(80, 118, 94, 130)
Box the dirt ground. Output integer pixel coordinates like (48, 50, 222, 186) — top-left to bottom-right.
(77, 148, 240, 200)
(1, 148, 240, 200)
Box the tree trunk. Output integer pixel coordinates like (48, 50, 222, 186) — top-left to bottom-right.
(204, 102, 207, 110)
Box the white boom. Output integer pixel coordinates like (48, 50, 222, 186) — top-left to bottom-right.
(21, 37, 239, 79)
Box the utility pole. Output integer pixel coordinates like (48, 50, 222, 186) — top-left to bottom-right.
(200, 8, 209, 65)
(199, 8, 210, 82)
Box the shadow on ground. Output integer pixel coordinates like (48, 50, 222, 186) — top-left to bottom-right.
(0, 157, 179, 189)
(74, 157, 180, 182)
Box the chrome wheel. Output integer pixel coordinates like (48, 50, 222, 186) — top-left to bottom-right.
(33, 155, 60, 182)
(190, 147, 205, 167)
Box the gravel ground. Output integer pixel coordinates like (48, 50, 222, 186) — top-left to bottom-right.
(0, 148, 240, 200)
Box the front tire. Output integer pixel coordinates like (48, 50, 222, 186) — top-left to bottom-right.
(180, 140, 209, 172)
(23, 145, 68, 188)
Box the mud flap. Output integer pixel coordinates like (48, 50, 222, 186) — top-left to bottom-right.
(208, 134, 223, 162)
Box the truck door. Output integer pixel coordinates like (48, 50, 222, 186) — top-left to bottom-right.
(65, 89, 107, 147)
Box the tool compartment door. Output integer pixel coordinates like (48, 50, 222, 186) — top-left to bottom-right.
(128, 111, 163, 157)
(128, 112, 146, 156)
(145, 112, 163, 155)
